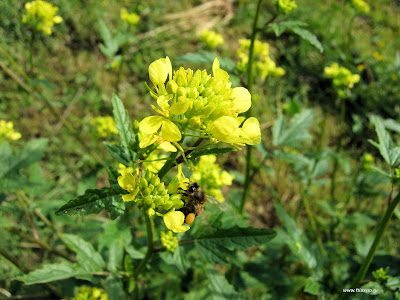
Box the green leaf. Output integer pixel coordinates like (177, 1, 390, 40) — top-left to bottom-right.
(270, 20, 308, 36)
(304, 277, 320, 295)
(104, 142, 131, 166)
(106, 276, 126, 300)
(272, 110, 314, 147)
(17, 262, 93, 284)
(0, 139, 48, 178)
(98, 19, 118, 58)
(194, 226, 276, 264)
(206, 266, 245, 300)
(55, 186, 126, 220)
(269, 21, 323, 53)
(177, 52, 236, 72)
(369, 115, 400, 168)
(112, 94, 134, 152)
(289, 27, 323, 53)
(63, 234, 105, 272)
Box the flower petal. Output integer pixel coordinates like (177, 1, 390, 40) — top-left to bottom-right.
(163, 211, 190, 233)
(232, 87, 251, 114)
(161, 119, 182, 142)
(139, 116, 164, 134)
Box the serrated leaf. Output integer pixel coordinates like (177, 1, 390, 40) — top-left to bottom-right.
(106, 276, 126, 300)
(17, 262, 93, 284)
(272, 110, 314, 147)
(194, 226, 276, 264)
(55, 186, 126, 220)
(177, 52, 236, 72)
(112, 94, 134, 153)
(206, 266, 245, 300)
(289, 27, 323, 53)
(63, 234, 105, 272)
(104, 142, 131, 166)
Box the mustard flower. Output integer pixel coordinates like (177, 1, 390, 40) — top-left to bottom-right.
(120, 8, 140, 25)
(324, 63, 360, 89)
(160, 231, 179, 252)
(190, 155, 234, 202)
(162, 210, 190, 233)
(69, 286, 108, 300)
(91, 116, 118, 137)
(118, 163, 134, 176)
(143, 152, 167, 174)
(199, 30, 224, 49)
(352, 0, 370, 15)
(22, 0, 63, 35)
(237, 39, 285, 80)
(140, 56, 261, 149)
(276, 0, 297, 15)
(117, 173, 140, 202)
(0, 120, 22, 142)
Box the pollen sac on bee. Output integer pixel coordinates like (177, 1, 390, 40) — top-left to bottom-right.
(185, 213, 196, 225)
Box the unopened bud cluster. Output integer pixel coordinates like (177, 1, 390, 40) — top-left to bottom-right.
(160, 231, 179, 252)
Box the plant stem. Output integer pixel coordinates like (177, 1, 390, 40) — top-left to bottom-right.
(29, 31, 35, 77)
(134, 212, 154, 287)
(115, 43, 128, 93)
(347, 191, 400, 293)
(330, 99, 346, 203)
(240, 0, 264, 215)
(16, 191, 39, 241)
(302, 190, 327, 257)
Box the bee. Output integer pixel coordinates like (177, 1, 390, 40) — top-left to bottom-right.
(179, 182, 207, 225)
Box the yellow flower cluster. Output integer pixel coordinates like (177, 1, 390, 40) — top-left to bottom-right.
(276, 0, 297, 15)
(324, 63, 360, 88)
(160, 231, 178, 252)
(237, 39, 285, 80)
(139, 57, 261, 151)
(91, 116, 118, 137)
(0, 120, 22, 142)
(120, 8, 140, 25)
(22, 0, 63, 35)
(199, 30, 224, 49)
(352, 0, 370, 15)
(190, 155, 234, 202)
(65, 286, 108, 300)
(372, 51, 384, 61)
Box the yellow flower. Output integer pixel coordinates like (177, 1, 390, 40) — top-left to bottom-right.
(91, 116, 118, 137)
(357, 64, 365, 71)
(148, 57, 172, 88)
(120, 8, 140, 25)
(117, 173, 140, 202)
(0, 120, 22, 142)
(352, 0, 370, 14)
(277, 0, 297, 14)
(139, 116, 181, 149)
(324, 63, 360, 89)
(22, 0, 63, 35)
(199, 29, 224, 49)
(118, 163, 134, 176)
(163, 211, 190, 233)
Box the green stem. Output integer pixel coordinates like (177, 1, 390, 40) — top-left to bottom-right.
(330, 99, 346, 203)
(302, 190, 327, 257)
(348, 191, 400, 292)
(345, 14, 356, 59)
(134, 212, 154, 285)
(29, 31, 35, 77)
(240, 0, 264, 215)
(115, 43, 128, 93)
